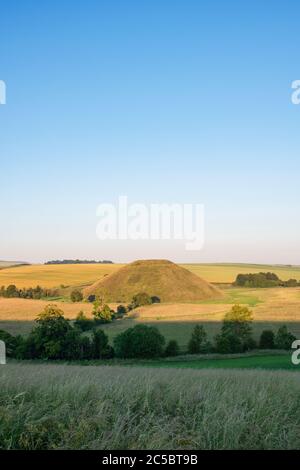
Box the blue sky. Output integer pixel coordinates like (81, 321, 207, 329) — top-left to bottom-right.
(0, 0, 299, 263)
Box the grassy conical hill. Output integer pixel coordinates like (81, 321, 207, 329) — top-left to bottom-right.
(83, 259, 223, 303)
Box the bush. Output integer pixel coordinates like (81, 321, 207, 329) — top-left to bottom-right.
(114, 324, 165, 359)
(92, 302, 114, 323)
(131, 292, 152, 308)
(0, 329, 24, 357)
(259, 330, 275, 349)
(5, 284, 19, 297)
(116, 305, 127, 317)
(275, 325, 296, 350)
(70, 289, 83, 302)
(165, 340, 180, 357)
(87, 295, 96, 303)
(188, 325, 208, 354)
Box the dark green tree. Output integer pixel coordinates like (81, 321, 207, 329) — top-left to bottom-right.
(114, 324, 165, 359)
(92, 329, 113, 358)
(188, 325, 208, 354)
(275, 325, 296, 350)
(165, 339, 180, 357)
(74, 311, 93, 331)
(28, 304, 72, 359)
(215, 305, 255, 353)
(259, 330, 275, 349)
(215, 332, 243, 353)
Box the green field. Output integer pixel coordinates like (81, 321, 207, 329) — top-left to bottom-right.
(123, 353, 298, 371)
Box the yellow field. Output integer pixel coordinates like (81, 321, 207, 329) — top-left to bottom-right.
(0, 298, 93, 321)
(1, 286, 299, 323)
(0, 262, 300, 289)
(133, 287, 300, 323)
(183, 263, 300, 283)
(0, 263, 124, 289)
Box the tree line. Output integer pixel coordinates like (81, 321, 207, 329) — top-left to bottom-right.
(0, 284, 59, 300)
(0, 304, 296, 361)
(45, 259, 113, 264)
(234, 272, 299, 288)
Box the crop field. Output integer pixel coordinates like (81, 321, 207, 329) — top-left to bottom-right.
(183, 263, 300, 283)
(1, 363, 300, 449)
(0, 263, 123, 289)
(1, 262, 300, 289)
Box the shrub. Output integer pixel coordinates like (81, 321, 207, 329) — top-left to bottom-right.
(5, 284, 19, 298)
(92, 302, 113, 323)
(131, 292, 152, 308)
(275, 325, 296, 350)
(165, 340, 180, 357)
(0, 330, 23, 357)
(70, 289, 83, 302)
(116, 305, 127, 317)
(188, 325, 208, 354)
(114, 324, 165, 359)
(259, 330, 275, 349)
(87, 294, 96, 303)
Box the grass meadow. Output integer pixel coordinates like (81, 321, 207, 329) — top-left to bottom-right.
(1, 363, 300, 449)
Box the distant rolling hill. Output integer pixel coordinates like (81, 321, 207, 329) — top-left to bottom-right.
(0, 261, 29, 269)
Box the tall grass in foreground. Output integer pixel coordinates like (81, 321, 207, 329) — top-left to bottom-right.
(1, 363, 300, 449)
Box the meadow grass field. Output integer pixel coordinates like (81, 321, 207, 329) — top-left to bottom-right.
(1, 262, 300, 289)
(1, 363, 300, 449)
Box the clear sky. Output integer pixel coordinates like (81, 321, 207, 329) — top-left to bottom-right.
(0, 0, 299, 264)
